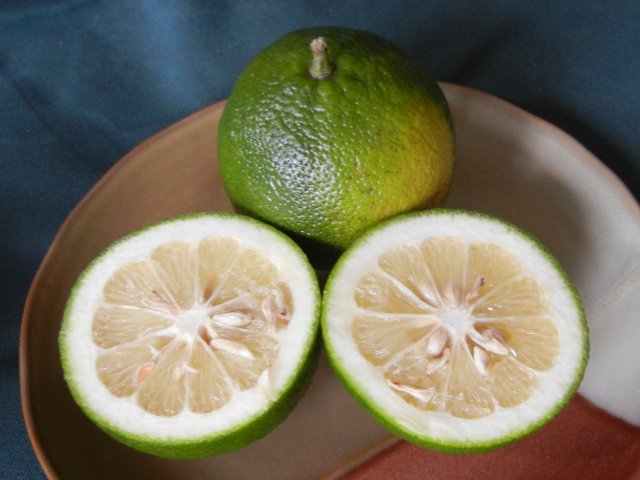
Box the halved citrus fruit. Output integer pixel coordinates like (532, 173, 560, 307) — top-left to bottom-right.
(59, 213, 320, 458)
(322, 209, 588, 452)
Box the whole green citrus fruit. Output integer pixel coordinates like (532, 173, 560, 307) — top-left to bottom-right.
(218, 26, 455, 260)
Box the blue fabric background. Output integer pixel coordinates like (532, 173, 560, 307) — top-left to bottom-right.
(2, 1, 639, 478)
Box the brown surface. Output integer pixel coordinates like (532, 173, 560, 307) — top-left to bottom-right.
(344, 395, 640, 480)
(20, 84, 640, 479)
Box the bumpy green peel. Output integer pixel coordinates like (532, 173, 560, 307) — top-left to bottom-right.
(218, 27, 455, 256)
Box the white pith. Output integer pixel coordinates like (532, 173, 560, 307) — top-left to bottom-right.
(438, 308, 473, 337)
(324, 213, 585, 444)
(175, 304, 210, 338)
(62, 216, 317, 440)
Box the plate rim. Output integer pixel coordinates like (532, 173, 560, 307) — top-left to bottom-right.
(19, 84, 640, 479)
(19, 101, 226, 478)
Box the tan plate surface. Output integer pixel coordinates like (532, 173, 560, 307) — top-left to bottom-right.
(21, 84, 640, 479)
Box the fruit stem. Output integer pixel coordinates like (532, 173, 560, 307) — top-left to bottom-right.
(309, 37, 332, 79)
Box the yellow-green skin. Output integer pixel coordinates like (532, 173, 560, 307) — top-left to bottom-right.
(218, 27, 455, 255)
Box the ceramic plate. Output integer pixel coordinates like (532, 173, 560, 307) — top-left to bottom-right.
(21, 84, 640, 479)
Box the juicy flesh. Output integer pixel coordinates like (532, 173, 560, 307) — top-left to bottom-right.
(92, 238, 292, 417)
(352, 237, 559, 419)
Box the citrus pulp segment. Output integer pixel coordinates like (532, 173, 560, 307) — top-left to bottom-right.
(322, 209, 588, 452)
(59, 213, 320, 458)
(217, 27, 455, 255)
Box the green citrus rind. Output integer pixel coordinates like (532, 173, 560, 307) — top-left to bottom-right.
(59, 212, 321, 458)
(218, 26, 455, 254)
(321, 208, 589, 453)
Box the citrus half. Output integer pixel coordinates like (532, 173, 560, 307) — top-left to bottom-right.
(59, 213, 320, 458)
(321, 209, 588, 452)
